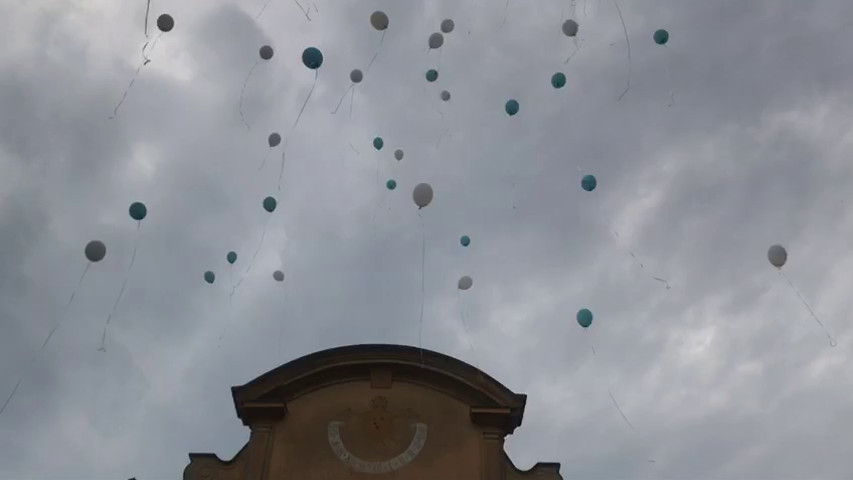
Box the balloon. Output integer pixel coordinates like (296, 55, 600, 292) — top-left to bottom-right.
(129, 202, 147, 221)
(302, 47, 323, 69)
(440, 90, 451, 102)
(394, 149, 404, 161)
(273, 270, 284, 282)
(767, 244, 787, 269)
(413, 183, 434, 209)
(577, 308, 593, 328)
(386, 179, 397, 190)
(350, 69, 363, 83)
(428, 32, 444, 49)
(370, 11, 389, 30)
(505, 99, 519, 116)
(373, 137, 384, 150)
(227, 251, 237, 265)
(562, 19, 578, 37)
(458, 275, 473, 290)
(551, 72, 566, 89)
(157, 14, 174, 33)
(581, 174, 597, 192)
(654, 29, 669, 45)
(204, 271, 215, 284)
(85, 240, 106, 263)
(259, 45, 274, 60)
(460, 235, 470, 247)
(268, 133, 281, 147)
(440, 19, 455, 34)
(426, 69, 438, 82)
(263, 196, 277, 213)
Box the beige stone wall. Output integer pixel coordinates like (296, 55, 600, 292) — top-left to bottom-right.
(268, 380, 481, 480)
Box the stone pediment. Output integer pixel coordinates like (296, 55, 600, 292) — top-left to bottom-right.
(184, 344, 561, 480)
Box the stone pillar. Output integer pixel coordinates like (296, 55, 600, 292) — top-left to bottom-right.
(481, 430, 506, 480)
(239, 402, 287, 480)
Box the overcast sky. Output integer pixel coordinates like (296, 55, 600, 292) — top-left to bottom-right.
(1, 0, 852, 478)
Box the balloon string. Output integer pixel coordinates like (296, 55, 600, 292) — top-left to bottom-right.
(278, 285, 289, 360)
(277, 69, 318, 191)
(142, 32, 162, 64)
(257, 148, 270, 171)
(499, 0, 510, 29)
(778, 271, 837, 347)
(613, 0, 632, 102)
(608, 388, 636, 431)
(293, 0, 311, 21)
(109, 33, 163, 120)
(612, 230, 670, 290)
(564, 37, 580, 64)
(0, 262, 91, 418)
(456, 290, 478, 368)
(98, 223, 141, 352)
(239, 61, 259, 131)
(349, 87, 355, 120)
(230, 216, 271, 301)
(418, 211, 426, 367)
(664, 46, 675, 107)
(256, 0, 274, 19)
(144, 0, 151, 37)
(229, 265, 233, 307)
(366, 30, 387, 72)
(331, 83, 354, 114)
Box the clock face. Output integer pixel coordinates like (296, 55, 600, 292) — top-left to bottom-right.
(326, 396, 428, 474)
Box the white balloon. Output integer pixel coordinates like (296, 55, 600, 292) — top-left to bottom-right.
(350, 69, 363, 83)
(458, 275, 473, 290)
(562, 19, 579, 37)
(428, 32, 444, 49)
(413, 183, 434, 208)
(440, 90, 451, 101)
(370, 11, 389, 30)
(394, 149, 404, 161)
(767, 244, 787, 269)
(440, 19, 455, 34)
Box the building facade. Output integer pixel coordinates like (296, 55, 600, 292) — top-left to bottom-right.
(183, 344, 562, 480)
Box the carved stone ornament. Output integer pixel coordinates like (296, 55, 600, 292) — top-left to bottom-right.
(326, 396, 428, 473)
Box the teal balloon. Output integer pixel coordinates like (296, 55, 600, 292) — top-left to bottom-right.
(577, 308, 593, 328)
(581, 174, 597, 192)
(263, 196, 277, 213)
(460, 235, 470, 247)
(426, 69, 438, 82)
(302, 47, 323, 69)
(226, 251, 237, 265)
(653, 29, 669, 45)
(505, 99, 519, 116)
(373, 137, 384, 150)
(128, 202, 147, 221)
(386, 179, 397, 190)
(551, 72, 566, 89)
(204, 271, 215, 284)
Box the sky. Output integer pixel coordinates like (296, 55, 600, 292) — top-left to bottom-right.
(1, 0, 852, 478)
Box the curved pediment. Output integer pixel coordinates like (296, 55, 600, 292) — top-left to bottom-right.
(231, 344, 526, 430)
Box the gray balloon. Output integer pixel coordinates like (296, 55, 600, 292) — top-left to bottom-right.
(413, 183, 434, 208)
(370, 11, 389, 30)
(259, 45, 274, 60)
(440, 19, 455, 34)
(428, 32, 444, 49)
(394, 149, 404, 161)
(273, 270, 285, 282)
(562, 19, 579, 37)
(268, 133, 281, 147)
(767, 244, 787, 269)
(440, 90, 451, 101)
(458, 275, 473, 290)
(85, 240, 106, 263)
(350, 69, 363, 84)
